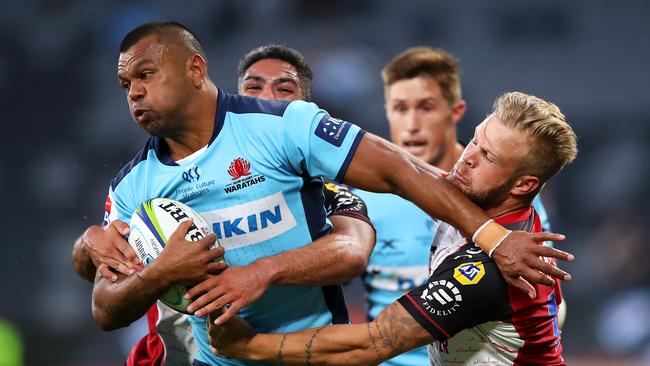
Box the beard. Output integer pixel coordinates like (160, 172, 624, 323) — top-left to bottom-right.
(452, 172, 519, 212)
(465, 180, 513, 211)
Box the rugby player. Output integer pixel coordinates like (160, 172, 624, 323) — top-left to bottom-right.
(76, 21, 570, 365)
(357, 47, 552, 365)
(209, 91, 577, 365)
(72, 43, 375, 366)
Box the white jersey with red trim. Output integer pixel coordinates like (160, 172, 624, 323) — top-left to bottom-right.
(398, 207, 564, 366)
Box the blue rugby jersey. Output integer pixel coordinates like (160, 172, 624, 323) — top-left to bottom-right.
(104, 90, 364, 365)
(355, 191, 551, 366)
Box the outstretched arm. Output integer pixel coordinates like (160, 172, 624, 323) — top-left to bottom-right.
(343, 133, 572, 297)
(209, 301, 431, 366)
(186, 214, 375, 322)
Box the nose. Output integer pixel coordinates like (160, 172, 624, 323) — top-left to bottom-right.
(257, 86, 275, 101)
(128, 80, 145, 101)
(461, 143, 478, 168)
(403, 109, 421, 133)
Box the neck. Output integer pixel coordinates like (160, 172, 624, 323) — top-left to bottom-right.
(165, 84, 218, 161)
(485, 197, 531, 219)
(436, 141, 465, 171)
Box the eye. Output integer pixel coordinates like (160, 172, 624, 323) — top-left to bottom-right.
(421, 104, 435, 112)
(141, 71, 153, 79)
(392, 105, 407, 113)
(119, 80, 130, 90)
(245, 85, 262, 91)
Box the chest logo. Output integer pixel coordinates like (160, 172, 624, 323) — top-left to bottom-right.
(228, 157, 252, 180)
(224, 157, 266, 194)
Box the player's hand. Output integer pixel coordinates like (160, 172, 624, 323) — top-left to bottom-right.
(82, 221, 140, 281)
(155, 220, 226, 286)
(492, 231, 574, 299)
(207, 310, 255, 359)
(185, 261, 272, 323)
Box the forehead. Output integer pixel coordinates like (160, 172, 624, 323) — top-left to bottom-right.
(386, 76, 443, 101)
(477, 115, 529, 159)
(244, 59, 299, 80)
(118, 35, 169, 72)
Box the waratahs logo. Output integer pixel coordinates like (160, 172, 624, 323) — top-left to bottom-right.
(224, 157, 265, 194)
(228, 157, 251, 180)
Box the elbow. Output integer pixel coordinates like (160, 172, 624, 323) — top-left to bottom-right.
(340, 242, 370, 278)
(92, 304, 123, 331)
(92, 295, 129, 331)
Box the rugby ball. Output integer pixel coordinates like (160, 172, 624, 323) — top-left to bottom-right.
(127, 198, 221, 314)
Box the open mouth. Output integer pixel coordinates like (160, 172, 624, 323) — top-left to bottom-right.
(402, 141, 427, 155)
(133, 108, 149, 121)
(403, 141, 426, 148)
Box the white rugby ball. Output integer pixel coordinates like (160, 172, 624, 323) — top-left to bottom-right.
(128, 198, 221, 314)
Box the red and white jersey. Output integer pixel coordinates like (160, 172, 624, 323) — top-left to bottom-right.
(398, 207, 564, 366)
(126, 302, 197, 366)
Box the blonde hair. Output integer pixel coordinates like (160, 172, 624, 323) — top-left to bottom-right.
(493, 92, 577, 182)
(382, 47, 461, 106)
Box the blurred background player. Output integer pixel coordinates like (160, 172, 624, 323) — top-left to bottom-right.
(208, 91, 577, 365)
(356, 47, 552, 365)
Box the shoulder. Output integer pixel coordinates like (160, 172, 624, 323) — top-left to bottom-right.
(222, 93, 291, 117)
(110, 137, 158, 190)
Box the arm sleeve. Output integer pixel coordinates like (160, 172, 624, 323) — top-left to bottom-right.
(322, 179, 372, 226)
(396, 245, 512, 341)
(282, 101, 365, 182)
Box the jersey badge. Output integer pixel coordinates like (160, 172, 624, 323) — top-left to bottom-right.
(453, 261, 486, 285)
(228, 157, 251, 180)
(103, 196, 112, 226)
(224, 157, 266, 194)
(315, 116, 351, 147)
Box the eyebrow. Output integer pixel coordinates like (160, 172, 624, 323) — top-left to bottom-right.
(243, 75, 299, 84)
(117, 59, 155, 77)
(390, 97, 437, 104)
(475, 124, 502, 161)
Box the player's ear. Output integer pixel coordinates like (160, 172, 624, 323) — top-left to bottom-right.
(188, 54, 207, 88)
(451, 100, 467, 125)
(510, 174, 540, 197)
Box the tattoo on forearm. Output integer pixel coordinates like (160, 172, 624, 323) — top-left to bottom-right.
(277, 333, 288, 365)
(374, 321, 394, 351)
(367, 322, 383, 360)
(305, 327, 324, 365)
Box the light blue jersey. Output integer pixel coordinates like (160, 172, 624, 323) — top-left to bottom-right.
(355, 191, 551, 366)
(105, 91, 365, 365)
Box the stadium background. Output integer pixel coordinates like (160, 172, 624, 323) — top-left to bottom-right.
(0, 0, 648, 364)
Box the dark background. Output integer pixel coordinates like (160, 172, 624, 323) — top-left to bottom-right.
(1, 0, 648, 364)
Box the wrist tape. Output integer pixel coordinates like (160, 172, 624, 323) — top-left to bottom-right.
(472, 219, 512, 258)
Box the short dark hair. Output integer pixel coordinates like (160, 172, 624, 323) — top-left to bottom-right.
(382, 47, 461, 106)
(119, 21, 206, 58)
(238, 45, 313, 101)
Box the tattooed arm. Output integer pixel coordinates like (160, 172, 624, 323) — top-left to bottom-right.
(208, 302, 433, 365)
